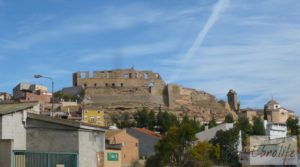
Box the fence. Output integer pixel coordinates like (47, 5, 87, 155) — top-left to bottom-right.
(12, 150, 78, 167)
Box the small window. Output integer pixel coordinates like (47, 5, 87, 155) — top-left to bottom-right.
(90, 117, 96, 123)
(81, 73, 86, 79)
(112, 83, 115, 87)
(105, 83, 108, 87)
(144, 73, 149, 79)
(94, 83, 97, 87)
(84, 84, 87, 87)
(121, 83, 123, 87)
(123, 74, 129, 78)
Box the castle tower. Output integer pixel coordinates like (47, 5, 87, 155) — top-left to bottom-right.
(227, 89, 239, 112)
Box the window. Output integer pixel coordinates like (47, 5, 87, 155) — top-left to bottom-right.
(90, 117, 96, 123)
(121, 83, 123, 87)
(144, 73, 149, 79)
(84, 83, 87, 87)
(94, 83, 97, 87)
(81, 72, 86, 79)
(112, 83, 115, 87)
(123, 74, 129, 78)
(105, 83, 108, 87)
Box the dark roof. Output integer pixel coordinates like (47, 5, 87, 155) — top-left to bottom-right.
(0, 102, 38, 115)
(132, 128, 161, 139)
(28, 113, 108, 131)
(266, 99, 279, 106)
(106, 144, 122, 150)
(240, 108, 264, 113)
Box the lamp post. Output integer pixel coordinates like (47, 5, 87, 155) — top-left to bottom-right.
(34, 74, 54, 116)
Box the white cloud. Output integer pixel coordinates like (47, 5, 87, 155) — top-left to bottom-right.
(169, 0, 230, 82)
(77, 40, 178, 63)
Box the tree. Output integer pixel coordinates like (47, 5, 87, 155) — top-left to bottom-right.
(148, 110, 156, 130)
(210, 128, 241, 167)
(208, 117, 217, 128)
(181, 115, 202, 132)
(156, 111, 179, 134)
(286, 117, 299, 136)
(235, 116, 252, 147)
(252, 116, 265, 135)
(147, 119, 199, 167)
(111, 112, 135, 128)
(135, 107, 150, 128)
(223, 114, 234, 123)
(189, 141, 220, 167)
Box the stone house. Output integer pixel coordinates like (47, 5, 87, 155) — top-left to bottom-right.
(126, 128, 161, 159)
(0, 102, 107, 167)
(104, 144, 122, 167)
(106, 129, 139, 167)
(240, 99, 295, 124)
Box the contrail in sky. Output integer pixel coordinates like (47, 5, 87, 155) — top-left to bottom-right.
(168, 0, 230, 82)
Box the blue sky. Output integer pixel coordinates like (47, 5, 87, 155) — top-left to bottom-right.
(0, 0, 300, 114)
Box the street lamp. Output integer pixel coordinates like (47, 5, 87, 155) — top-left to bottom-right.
(34, 74, 54, 116)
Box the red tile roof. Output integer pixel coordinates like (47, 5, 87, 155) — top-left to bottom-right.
(133, 128, 161, 139)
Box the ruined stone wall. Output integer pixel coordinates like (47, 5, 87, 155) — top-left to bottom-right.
(73, 69, 165, 88)
(85, 86, 165, 106)
(167, 84, 215, 108)
(71, 69, 233, 124)
(166, 84, 230, 122)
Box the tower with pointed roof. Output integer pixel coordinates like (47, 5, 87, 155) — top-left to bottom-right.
(227, 89, 240, 112)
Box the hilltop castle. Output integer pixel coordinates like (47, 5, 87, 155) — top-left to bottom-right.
(64, 68, 232, 123)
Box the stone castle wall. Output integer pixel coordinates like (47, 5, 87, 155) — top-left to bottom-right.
(73, 69, 165, 88)
(72, 69, 232, 123)
(85, 86, 165, 106)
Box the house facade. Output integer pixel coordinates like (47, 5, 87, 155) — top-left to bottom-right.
(126, 128, 161, 159)
(0, 102, 107, 167)
(106, 130, 139, 167)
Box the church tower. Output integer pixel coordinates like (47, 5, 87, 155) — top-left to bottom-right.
(227, 89, 240, 112)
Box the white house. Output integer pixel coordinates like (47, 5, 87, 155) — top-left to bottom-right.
(0, 102, 107, 167)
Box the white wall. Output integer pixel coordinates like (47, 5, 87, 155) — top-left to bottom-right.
(1, 112, 26, 150)
(78, 130, 105, 167)
(196, 123, 233, 141)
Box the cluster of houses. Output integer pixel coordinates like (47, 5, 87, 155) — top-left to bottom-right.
(0, 82, 298, 167)
(0, 102, 162, 167)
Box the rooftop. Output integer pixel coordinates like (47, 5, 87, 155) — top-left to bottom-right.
(106, 130, 124, 138)
(28, 113, 107, 131)
(132, 128, 161, 139)
(0, 102, 38, 115)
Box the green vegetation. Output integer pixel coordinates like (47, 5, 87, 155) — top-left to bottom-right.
(223, 114, 234, 123)
(146, 116, 203, 167)
(286, 117, 299, 136)
(252, 116, 265, 135)
(111, 112, 135, 128)
(208, 117, 217, 128)
(190, 141, 220, 167)
(210, 127, 241, 167)
(54, 91, 73, 101)
(235, 116, 252, 147)
(111, 107, 179, 133)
